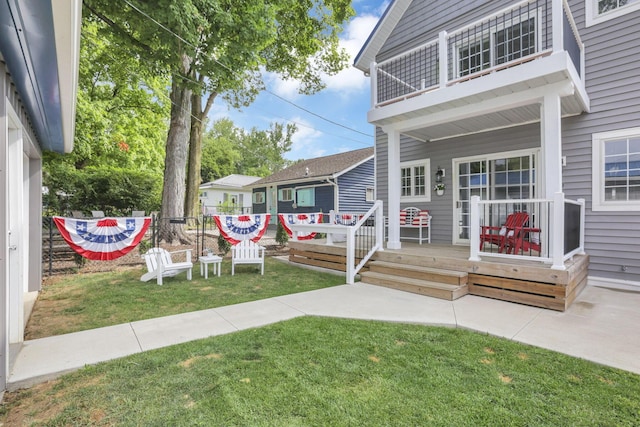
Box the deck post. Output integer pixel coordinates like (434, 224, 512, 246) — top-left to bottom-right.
(384, 128, 402, 249)
(541, 94, 563, 197)
(552, 0, 563, 53)
(469, 196, 481, 261)
(578, 198, 586, 255)
(551, 191, 566, 270)
(375, 200, 384, 251)
(438, 31, 448, 88)
(370, 61, 377, 106)
(346, 226, 355, 284)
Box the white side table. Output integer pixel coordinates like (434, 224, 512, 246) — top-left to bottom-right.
(199, 255, 222, 278)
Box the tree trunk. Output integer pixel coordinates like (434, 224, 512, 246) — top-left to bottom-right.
(185, 90, 217, 218)
(159, 73, 192, 244)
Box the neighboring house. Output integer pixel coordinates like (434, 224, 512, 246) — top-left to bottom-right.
(199, 174, 261, 215)
(355, 0, 639, 286)
(0, 0, 81, 392)
(252, 148, 375, 223)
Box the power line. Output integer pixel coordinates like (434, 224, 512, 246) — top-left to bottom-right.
(119, 0, 374, 139)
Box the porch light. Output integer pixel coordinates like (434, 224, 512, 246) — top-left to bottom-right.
(435, 167, 445, 183)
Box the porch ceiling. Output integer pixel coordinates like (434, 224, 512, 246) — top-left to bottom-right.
(370, 52, 589, 142)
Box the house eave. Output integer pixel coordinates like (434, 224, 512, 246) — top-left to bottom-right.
(0, 0, 81, 154)
(369, 52, 590, 140)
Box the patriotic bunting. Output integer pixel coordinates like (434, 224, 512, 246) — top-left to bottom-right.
(278, 213, 323, 240)
(53, 216, 151, 261)
(213, 214, 271, 245)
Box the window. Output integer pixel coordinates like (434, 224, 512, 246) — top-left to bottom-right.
(586, 0, 640, 26)
(296, 188, 315, 207)
(456, 14, 538, 77)
(592, 128, 640, 211)
(400, 159, 430, 202)
(365, 187, 375, 202)
(278, 188, 293, 201)
(253, 191, 265, 204)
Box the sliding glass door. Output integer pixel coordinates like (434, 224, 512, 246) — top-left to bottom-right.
(454, 150, 538, 245)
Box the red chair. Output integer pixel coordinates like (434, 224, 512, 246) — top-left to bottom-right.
(479, 212, 529, 253)
(507, 226, 541, 255)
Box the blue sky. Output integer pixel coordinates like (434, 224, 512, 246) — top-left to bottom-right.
(208, 0, 389, 161)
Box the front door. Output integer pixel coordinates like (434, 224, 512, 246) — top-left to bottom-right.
(454, 149, 538, 245)
(267, 187, 277, 224)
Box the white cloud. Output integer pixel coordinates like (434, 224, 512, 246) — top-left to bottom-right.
(286, 117, 327, 160)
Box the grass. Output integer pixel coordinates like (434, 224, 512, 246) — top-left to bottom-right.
(26, 257, 345, 339)
(3, 317, 640, 426)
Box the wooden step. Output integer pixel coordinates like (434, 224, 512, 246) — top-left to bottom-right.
(360, 271, 468, 301)
(368, 260, 468, 286)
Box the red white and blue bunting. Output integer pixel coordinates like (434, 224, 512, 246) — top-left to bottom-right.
(278, 213, 323, 240)
(213, 214, 271, 245)
(53, 216, 151, 261)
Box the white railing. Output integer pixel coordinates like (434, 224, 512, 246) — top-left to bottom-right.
(371, 0, 583, 106)
(289, 201, 384, 284)
(469, 193, 585, 269)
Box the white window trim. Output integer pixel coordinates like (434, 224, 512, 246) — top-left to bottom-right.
(365, 186, 375, 202)
(453, 8, 542, 78)
(586, 0, 640, 27)
(592, 127, 640, 211)
(279, 188, 293, 201)
(400, 159, 431, 202)
(253, 191, 265, 204)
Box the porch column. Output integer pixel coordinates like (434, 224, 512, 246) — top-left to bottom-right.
(385, 127, 402, 249)
(541, 94, 562, 197)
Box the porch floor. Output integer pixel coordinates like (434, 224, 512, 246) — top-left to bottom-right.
(288, 240, 589, 311)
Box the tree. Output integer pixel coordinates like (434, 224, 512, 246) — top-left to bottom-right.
(43, 19, 169, 215)
(234, 122, 296, 177)
(200, 119, 242, 183)
(84, 0, 354, 241)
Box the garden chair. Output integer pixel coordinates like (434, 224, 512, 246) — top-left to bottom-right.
(140, 247, 193, 285)
(231, 240, 265, 275)
(507, 226, 542, 255)
(479, 212, 529, 253)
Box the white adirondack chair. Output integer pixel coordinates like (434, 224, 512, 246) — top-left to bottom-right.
(231, 240, 265, 275)
(140, 248, 193, 285)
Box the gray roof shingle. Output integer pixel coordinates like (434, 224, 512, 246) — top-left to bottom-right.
(253, 147, 374, 186)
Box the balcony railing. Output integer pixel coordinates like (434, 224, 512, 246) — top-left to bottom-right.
(371, 0, 583, 107)
(469, 193, 585, 269)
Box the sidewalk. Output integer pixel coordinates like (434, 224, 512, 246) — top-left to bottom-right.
(8, 283, 640, 390)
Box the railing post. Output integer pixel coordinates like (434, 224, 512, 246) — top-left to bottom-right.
(346, 226, 355, 285)
(438, 31, 448, 88)
(375, 201, 384, 251)
(552, 0, 563, 53)
(327, 210, 336, 245)
(551, 191, 566, 270)
(370, 61, 377, 107)
(578, 198, 586, 255)
(469, 196, 481, 261)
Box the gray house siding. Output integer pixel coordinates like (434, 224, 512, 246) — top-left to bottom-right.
(337, 158, 375, 212)
(561, 0, 640, 282)
(373, 0, 640, 283)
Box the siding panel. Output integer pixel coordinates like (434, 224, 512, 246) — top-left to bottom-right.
(337, 158, 375, 212)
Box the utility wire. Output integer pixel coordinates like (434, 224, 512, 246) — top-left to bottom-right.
(120, 0, 374, 139)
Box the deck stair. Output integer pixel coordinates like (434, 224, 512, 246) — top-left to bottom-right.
(360, 260, 468, 301)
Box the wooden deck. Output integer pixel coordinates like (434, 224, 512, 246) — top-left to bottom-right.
(288, 240, 589, 311)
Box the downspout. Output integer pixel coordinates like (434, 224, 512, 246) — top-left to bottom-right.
(326, 176, 339, 212)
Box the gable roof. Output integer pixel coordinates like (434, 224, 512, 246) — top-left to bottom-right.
(200, 174, 261, 190)
(353, 0, 411, 73)
(253, 147, 374, 187)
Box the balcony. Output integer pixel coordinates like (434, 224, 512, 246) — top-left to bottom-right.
(368, 0, 589, 141)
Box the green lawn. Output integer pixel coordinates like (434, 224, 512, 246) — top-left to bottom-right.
(27, 257, 345, 339)
(4, 317, 640, 426)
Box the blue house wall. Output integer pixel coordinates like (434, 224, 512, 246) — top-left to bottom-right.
(337, 158, 375, 212)
(276, 181, 335, 215)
